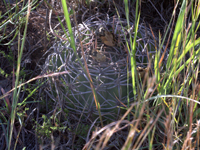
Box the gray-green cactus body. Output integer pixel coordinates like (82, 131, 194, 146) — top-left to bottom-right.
(43, 15, 168, 122)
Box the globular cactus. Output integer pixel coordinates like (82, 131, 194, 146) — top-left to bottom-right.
(43, 14, 168, 122)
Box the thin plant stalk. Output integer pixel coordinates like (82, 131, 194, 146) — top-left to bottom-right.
(8, 0, 31, 149)
(61, 0, 103, 126)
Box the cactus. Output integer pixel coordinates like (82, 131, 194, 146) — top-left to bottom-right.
(43, 15, 168, 122)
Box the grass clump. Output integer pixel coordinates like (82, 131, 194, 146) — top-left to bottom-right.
(1, 0, 200, 149)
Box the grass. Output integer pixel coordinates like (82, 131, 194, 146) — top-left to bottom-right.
(0, 0, 200, 149)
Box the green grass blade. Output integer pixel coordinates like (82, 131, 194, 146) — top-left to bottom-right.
(8, 1, 31, 149)
(166, 0, 186, 69)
